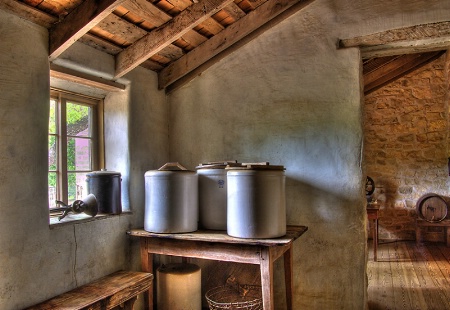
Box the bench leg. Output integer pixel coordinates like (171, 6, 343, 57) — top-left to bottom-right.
(140, 238, 154, 310)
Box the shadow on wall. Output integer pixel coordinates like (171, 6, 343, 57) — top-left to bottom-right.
(370, 177, 399, 207)
(368, 176, 418, 240)
(285, 176, 364, 229)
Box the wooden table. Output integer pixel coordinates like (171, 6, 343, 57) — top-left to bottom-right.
(127, 225, 308, 310)
(367, 204, 380, 261)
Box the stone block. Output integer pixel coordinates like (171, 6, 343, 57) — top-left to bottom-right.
(397, 134, 415, 142)
(398, 186, 413, 195)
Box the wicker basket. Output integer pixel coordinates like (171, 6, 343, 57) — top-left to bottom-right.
(205, 285, 262, 310)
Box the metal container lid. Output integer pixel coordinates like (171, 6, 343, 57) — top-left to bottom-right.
(225, 162, 285, 171)
(87, 169, 121, 177)
(145, 162, 196, 176)
(196, 160, 238, 170)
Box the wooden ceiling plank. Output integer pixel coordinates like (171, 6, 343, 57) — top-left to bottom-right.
(50, 63, 126, 91)
(49, 0, 126, 61)
(115, 0, 235, 78)
(96, 13, 148, 44)
(150, 54, 171, 65)
(140, 59, 165, 72)
(164, 0, 193, 11)
(181, 30, 208, 47)
(159, 0, 315, 90)
(195, 17, 225, 36)
(158, 44, 185, 60)
(153, 0, 179, 15)
(22, 0, 46, 5)
(120, 0, 172, 27)
(247, 0, 268, 9)
(79, 32, 124, 55)
(40, 0, 70, 17)
(235, 0, 253, 12)
(0, 0, 57, 28)
(222, 2, 246, 21)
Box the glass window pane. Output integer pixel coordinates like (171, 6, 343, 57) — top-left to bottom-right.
(49, 99, 57, 134)
(67, 138, 91, 171)
(48, 172, 57, 208)
(67, 102, 91, 137)
(48, 134, 57, 171)
(68, 172, 88, 204)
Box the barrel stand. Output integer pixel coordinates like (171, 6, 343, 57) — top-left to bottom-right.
(415, 219, 450, 247)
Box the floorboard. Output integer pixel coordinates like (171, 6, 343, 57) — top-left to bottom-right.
(368, 241, 450, 310)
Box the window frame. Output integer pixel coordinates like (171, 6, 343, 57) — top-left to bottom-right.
(49, 88, 104, 209)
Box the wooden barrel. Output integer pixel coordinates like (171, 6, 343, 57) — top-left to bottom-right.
(416, 193, 450, 223)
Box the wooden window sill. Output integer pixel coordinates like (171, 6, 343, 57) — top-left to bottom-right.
(49, 211, 132, 228)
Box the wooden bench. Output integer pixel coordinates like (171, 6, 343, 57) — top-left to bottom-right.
(416, 219, 450, 247)
(26, 270, 153, 310)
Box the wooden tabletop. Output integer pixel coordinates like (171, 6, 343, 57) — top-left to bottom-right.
(127, 225, 308, 246)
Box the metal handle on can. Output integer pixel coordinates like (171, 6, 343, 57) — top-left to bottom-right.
(158, 162, 188, 171)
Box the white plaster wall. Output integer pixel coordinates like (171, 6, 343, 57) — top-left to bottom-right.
(167, 0, 450, 308)
(0, 10, 167, 309)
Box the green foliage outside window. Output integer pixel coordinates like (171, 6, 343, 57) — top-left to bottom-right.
(49, 98, 93, 206)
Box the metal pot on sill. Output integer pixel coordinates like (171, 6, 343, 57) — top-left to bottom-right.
(86, 169, 122, 214)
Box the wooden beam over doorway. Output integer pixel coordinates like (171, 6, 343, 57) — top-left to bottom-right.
(338, 21, 450, 58)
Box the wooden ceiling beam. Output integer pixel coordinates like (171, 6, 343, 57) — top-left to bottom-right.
(49, 0, 126, 61)
(114, 0, 235, 78)
(0, 0, 57, 28)
(120, 0, 172, 27)
(159, 0, 315, 90)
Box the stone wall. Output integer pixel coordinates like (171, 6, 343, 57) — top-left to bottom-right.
(364, 51, 450, 242)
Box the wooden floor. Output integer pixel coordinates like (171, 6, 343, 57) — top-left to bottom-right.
(367, 241, 450, 310)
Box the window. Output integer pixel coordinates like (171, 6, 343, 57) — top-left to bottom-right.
(48, 89, 103, 209)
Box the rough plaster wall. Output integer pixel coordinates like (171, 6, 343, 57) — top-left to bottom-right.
(0, 11, 167, 309)
(109, 67, 169, 291)
(167, 0, 450, 309)
(168, 2, 365, 309)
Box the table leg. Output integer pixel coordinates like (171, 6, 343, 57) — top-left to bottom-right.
(283, 245, 293, 310)
(140, 238, 154, 310)
(260, 248, 274, 310)
(373, 218, 378, 262)
(446, 226, 450, 247)
(416, 224, 422, 245)
(121, 296, 138, 310)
